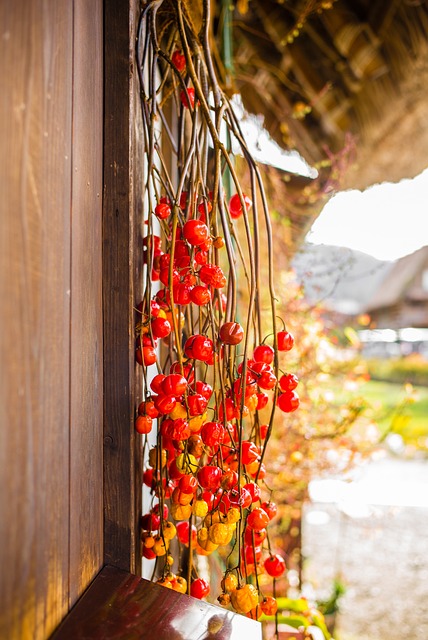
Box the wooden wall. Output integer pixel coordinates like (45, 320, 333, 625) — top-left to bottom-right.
(0, 1, 103, 638)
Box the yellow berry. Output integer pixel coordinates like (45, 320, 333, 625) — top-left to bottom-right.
(192, 499, 209, 518)
(143, 534, 155, 549)
(153, 535, 169, 556)
(175, 453, 198, 474)
(169, 403, 187, 419)
(208, 522, 234, 546)
(226, 507, 241, 524)
(221, 572, 238, 592)
(231, 584, 259, 613)
(162, 521, 177, 540)
(170, 503, 192, 520)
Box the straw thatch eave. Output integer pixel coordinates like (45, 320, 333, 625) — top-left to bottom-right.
(230, 0, 428, 190)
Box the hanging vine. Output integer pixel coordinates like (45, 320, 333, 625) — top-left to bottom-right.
(135, 0, 300, 621)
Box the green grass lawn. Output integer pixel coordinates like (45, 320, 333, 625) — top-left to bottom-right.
(352, 379, 428, 448)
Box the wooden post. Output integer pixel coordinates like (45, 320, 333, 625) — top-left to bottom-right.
(103, 0, 143, 575)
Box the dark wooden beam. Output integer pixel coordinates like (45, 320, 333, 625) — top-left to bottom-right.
(51, 566, 263, 639)
(103, 0, 143, 575)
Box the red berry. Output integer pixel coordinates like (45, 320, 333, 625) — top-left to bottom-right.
(161, 417, 190, 440)
(250, 362, 277, 390)
(182, 219, 210, 246)
(261, 501, 278, 520)
(241, 544, 262, 565)
(247, 507, 270, 531)
(141, 512, 160, 531)
(229, 193, 252, 219)
(201, 488, 223, 511)
(155, 288, 171, 307)
(277, 390, 300, 413)
(151, 317, 172, 339)
(253, 344, 274, 364)
(149, 300, 161, 316)
(244, 527, 267, 546)
(197, 465, 223, 490)
(187, 393, 208, 416)
(143, 468, 154, 487)
(171, 49, 186, 73)
(256, 392, 269, 410)
(143, 546, 156, 560)
(170, 361, 195, 383)
(279, 373, 299, 391)
(184, 334, 214, 362)
(190, 285, 212, 306)
(241, 441, 260, 465)
(138, 400, 159, 418)
(260, 597, 278, 616)
(136, 345, 157, 366)
(228, 486, 252, 509)
(258, 424, 269, 439)
(180, 87, 196, 109)
(179, 191, 189, 211)
(219, 321, 244, 345)
(190, 578, 210, 599)
(200, 421, 225, 447)
(179, 474, 198, 494)
(159, 267, 180, 287)
(154, 202, 171, 219)
(174, 239, 190, 258)
(135, 415, 153, 434)
(193, 380, 213, 400)
(150, 373, 166, 394)
(176, 521, 197, 546)
(199, 264, 227, 288)
(194, 249, 208, 266)
(152, 503, 169, 519)
(218, 396, 237, 422)
(161, 373, 188, 396)
(243, 482, 261, 503)
(143, 234, 162, 252)
(197, 200, 212, 221)
(173, 283, 192, 305)
(153, 394, 177, 415)
(264, 553, 286, 578)
(168, 458, 184, 480)
(277, 330, 294, 351)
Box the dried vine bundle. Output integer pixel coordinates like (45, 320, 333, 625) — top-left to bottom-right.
(135, 0, 300, 617)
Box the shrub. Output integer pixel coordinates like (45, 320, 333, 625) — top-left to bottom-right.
(366, 356, 428, 386)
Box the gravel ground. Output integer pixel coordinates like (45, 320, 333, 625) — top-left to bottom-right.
(302, 457, 428, 640)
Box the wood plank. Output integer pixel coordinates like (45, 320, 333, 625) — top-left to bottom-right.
(0, 1, 73, 638)
(69, 0, 104, 606)
(51, 566, 263, 639)
(103, 0, 143, 574)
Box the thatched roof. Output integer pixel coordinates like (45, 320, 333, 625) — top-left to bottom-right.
(365, 245, 428, 312)
(227, 0, 428, 190)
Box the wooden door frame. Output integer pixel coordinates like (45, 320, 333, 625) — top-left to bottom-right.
(102, 0, 143, 576)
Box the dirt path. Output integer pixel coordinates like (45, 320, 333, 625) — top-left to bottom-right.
(302, 457, 428, 640)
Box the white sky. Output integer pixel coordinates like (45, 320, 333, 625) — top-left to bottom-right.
(306, 169, 428, 261)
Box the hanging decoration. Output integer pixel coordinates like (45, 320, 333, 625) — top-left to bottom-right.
(135, 0, 300, 620)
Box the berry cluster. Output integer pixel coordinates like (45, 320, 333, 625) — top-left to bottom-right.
(137, 189, 300, 617)
(135, 14, 301, 620)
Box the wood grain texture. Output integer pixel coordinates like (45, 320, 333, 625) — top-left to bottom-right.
(103, 0, 143, 574)
(0, 2, 73, 638)
(0, 1, 105, 637)
(69, 0, 104, 606)
(51, 565, 263, 640)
